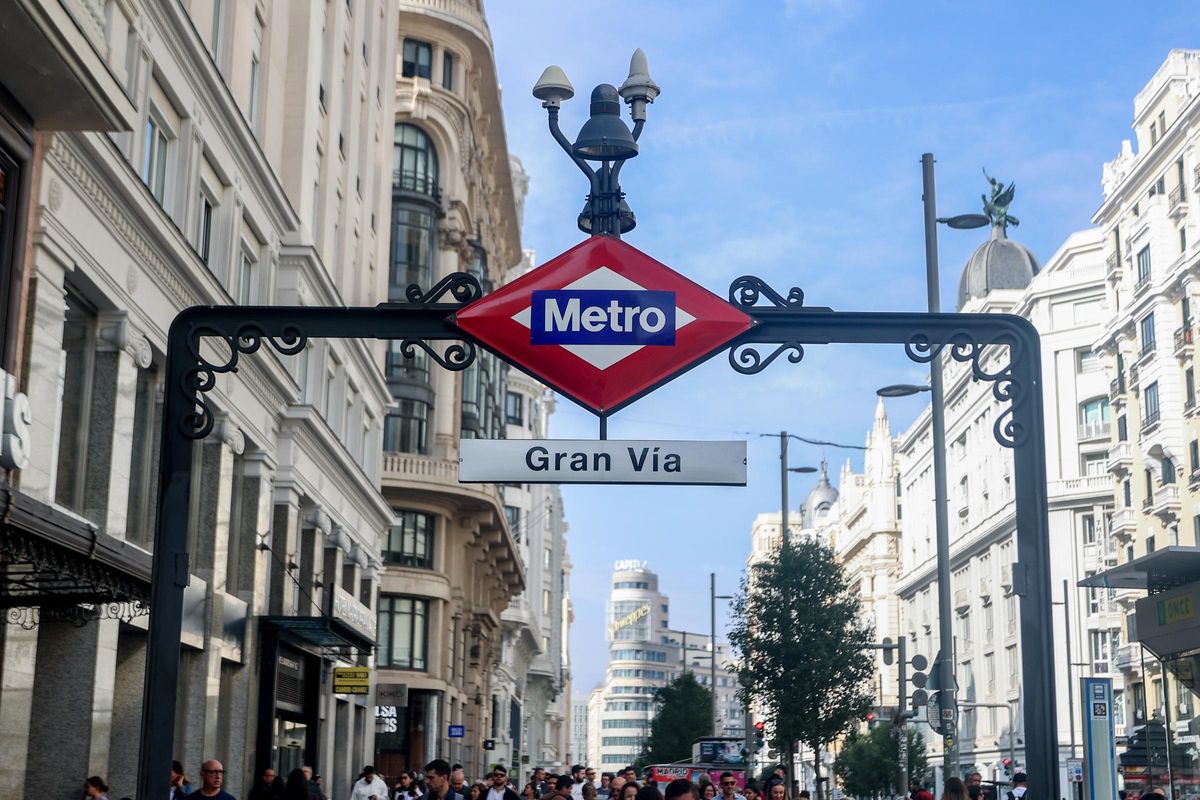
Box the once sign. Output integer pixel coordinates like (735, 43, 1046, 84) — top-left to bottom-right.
(459, 439, 746, 485)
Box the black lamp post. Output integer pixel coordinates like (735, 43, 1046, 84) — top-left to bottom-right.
(533, 50, 660, 238)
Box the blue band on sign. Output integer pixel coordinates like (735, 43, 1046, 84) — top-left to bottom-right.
(530, 289, 676, 346)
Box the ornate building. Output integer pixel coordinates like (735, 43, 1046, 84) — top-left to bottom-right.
(1, 0, 399, 796)
(372, 0, 530, 780)
(1091, 48, 1200, 796)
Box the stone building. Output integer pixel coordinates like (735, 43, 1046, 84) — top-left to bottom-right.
(1, 0, 400, 796)
(1090, 48, 1200, 796)
(371, 0, 528, 780)
(895, 221, 1114, 788)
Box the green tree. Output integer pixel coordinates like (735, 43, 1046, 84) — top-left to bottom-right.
(729, 536, 874, 800)
(834, 723, 927, 799)
(635, 671, 714, 768)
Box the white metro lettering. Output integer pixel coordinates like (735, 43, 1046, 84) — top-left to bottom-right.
(529, 289, 676, 346)
(544, 297, 666, 333)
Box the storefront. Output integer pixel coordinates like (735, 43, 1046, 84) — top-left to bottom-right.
(375, 686, 442, 778)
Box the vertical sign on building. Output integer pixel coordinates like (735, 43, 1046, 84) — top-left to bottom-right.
(1080, 677, 1117, 800)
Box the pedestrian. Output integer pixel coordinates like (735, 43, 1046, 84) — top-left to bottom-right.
(610, 777, 626, 800)
(352, 766, 390, 800)
(470, 784, 487, 800)
(197, 761, 236, 800)
(623, 770, 639, 786)
(598, 774, 614, 800)
(533, 770, 550, 799)
(452, 770, 469, 797)
(664, 780, 697, 800)
(911, 782, 934, 800)
(636, 786, 663, 800)
(621, 783, 640, 800)
(743, 786, 758, 800)
(283, 770, 316, 800)
(1005, 775, 1028, 800)
(174, 761, 194, 798)
(425, 760, 462, 800)
(86, 776, 111, 800)
(488, 767, 522, 800)
(249, 767, 279, 800)
(523, 785, 538, 800)
(942, 778, 969, 800)
(702, 786, 717, 800)
(767, 785, 785, 800)
(397, 771, 423, 800)
(718, 772, 744, 800)
(302, 767, 323, 800)
(571, 766, 597, 800)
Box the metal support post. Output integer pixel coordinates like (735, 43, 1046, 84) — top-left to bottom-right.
(711, 571, 719, 736)
(899, 636, 909, 789)
(921, 153, 959, 777)
(1064, 579, 1077, 758)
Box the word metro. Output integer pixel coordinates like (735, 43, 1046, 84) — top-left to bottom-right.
(530, 289, 676, 345)
(458, 439, 747, 485)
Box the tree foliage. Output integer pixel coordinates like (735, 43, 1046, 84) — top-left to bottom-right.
(636, 671, 714, 768)
(729, 536, 875, 793)
(834, 724, 927, 799)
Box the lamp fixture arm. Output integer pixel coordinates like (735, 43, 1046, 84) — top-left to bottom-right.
(547, 107, 595, 180)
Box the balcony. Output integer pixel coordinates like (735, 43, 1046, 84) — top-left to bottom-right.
(1111, 376, 1127, 407)
(1151, 482, 1181, 521)
(1109, 508, 1137, 543)
(1106, 251, 1122, 281)
(1000, 563, 1013, 593)
(1078, 420, 1112, 442)
(954, 587, 971, 613)
(1048, 475, 1114, 498)
(1108, 442, 1133, 476)
(400, 0, 490, 42)
(1134, 273, 1153, 296)
(1191, 466, 1200, 489)
(1195, 163, 1200, 192)
(1143, 407, 1161, 432)
(1169, 185, 1187, 219)
(393, 170, 442, 202)
(1138, 339, 1157, 363)
(1114, 642, 1141, 673)
(1188, 393, 1199, 417)
(1130, 363, 1141, 391)
(1175, 325, 1194, 358)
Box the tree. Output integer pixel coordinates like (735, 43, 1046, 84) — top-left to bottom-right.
(729, 536, 875, 800)
(834, 723, 927, 799)
(636, 671, 714, 768)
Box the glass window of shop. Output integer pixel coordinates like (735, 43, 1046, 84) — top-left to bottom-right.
(378, 595, 428, 670)
(384, 511, 434, 568)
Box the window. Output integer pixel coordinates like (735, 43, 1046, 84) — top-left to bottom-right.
(389, 206, 435, 298)
(386, 340, 430, 382)
(383, 398, 429, 454)
(384, 510, 434, 568)
(1159, 110, 1167, 136)
(142, 114, 170, 205)
(1077, 349, 1101, 373)
(210, 0, 223, 55)
(544, 547, 552, 569)
(442, 51, 454, 91)
(1079, 396, 1110, 436)
(1144, 381, 1160, 426)
(1151, 122, 1159, 145)
(126, 363, 162, 549)
(377, 596, 428, 669)
(1123, 479, 1132, 507)
(401, 38, 432, 79)
(1117, 415, 1127, 441)
(393, 124, 439, 197)
(505, 391, 523, 425)
(1082, 514, 1097, 545)
(1162, 457, 1176, 485)
(1188, 368, 1196, 408)
(55, 293, 99, 516)
(542, 589, 551, 615)
(1140, 312, 1156, 353)
(197, 194, 215, 264)
(1006, 645, 1018, 679)
(1192, 440, 1199, 474)
(1182, 228, 1188, 254)
(505, 505, 521, 537)
(238, 247, 257, 304)
(248, 18, 263, 126)
(1091, 630, 1111, 673)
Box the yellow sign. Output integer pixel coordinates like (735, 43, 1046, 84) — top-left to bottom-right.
(1157, 593, 1196, 626)
(609, 604, 650, 637)
(333, 667, 371, 695)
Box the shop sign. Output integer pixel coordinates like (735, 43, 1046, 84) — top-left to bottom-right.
(448, 724, 465, 738)
(333, 666, 370, 695)
(377, 683, 409, 707)
(609, 603, 650, 638)
(376, 704, 398, 733)
(459, 439, 746, 485)
(331, 585, 377, 641)
(0, 370, 30, 470)
(1157, 592, 1195, 626)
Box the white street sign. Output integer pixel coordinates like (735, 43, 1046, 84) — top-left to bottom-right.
(459, 439, 747, 485)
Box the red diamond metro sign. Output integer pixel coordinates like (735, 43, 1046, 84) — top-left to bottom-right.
(453, 237, 753, 414)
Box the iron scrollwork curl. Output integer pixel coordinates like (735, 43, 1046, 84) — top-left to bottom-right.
(729, 341, 805, 375)
(398, 337, 477, 372)
(181, 322, 309, 440)
(905, 329, 1026, 448)
(729, 276, 805, 309)
(405, 272, 483, 305)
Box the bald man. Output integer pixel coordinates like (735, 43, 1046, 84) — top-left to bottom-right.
(198, 760, 237, 800)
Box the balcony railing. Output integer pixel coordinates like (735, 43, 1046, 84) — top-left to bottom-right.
(1135, 273, 1153, 295)
(393, 170, 442, 201)
(1139, 339, 1157, 361)
(1108, 441, 1133, 475)
(1152, 482, 1181, 520)
(1195, 163, 1200, 191)
(1106, 251, 1121, 278)
(1143, 407, 1161, 429)
(1176, 326, 1194, 356)
(1169, 184, 1186, 215)
(1110, 508, 1137, 541)
(1130, 363, 1141, 389)
(1078, 421, 1112, 441)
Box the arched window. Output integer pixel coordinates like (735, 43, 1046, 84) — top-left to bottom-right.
(393, 123, 438, 197)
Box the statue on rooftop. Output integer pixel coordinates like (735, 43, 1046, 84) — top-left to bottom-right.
(982, 169, 1020, 232)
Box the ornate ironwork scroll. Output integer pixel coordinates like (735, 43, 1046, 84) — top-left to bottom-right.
(905, 329, 1026, 448)
(397, 337, 475, 371)
(728, 276, 804, 309)
(405, 272, 483, 305)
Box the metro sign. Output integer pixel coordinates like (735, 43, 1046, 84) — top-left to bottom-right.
(453, 237, 753, 414)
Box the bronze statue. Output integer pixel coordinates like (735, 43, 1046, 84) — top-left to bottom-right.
(982, 169, 1019, 231)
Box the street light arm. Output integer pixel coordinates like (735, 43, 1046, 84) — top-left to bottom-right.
(630, 118, 645, 142)
(547, 107, 596, 180)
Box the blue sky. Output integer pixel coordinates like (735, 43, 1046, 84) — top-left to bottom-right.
(487, 1, 1200, 694)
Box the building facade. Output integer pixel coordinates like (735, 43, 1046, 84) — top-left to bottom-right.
(895, 223, 1114, 789)
(2, 0, 400, 797)
(571, 692, 590, 767)
(1092, 48, 1200, 796)
(372, 0, 529, 781)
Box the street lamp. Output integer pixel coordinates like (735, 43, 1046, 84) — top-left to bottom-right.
(911, 153, 990, 780)
(711, 573, 734, 737)
(876, 383, 930, 398)
(533, 50, 660, 238)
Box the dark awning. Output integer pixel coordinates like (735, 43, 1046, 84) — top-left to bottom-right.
(1078, 546, 1200, 592)
(261, 614, 375, 655)
(0, 481, 152, 609)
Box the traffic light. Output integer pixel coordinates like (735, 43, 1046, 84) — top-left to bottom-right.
(865, 711, 877, 726)
(754, 721, 766, 751)
(1001, 758, 1013, 778)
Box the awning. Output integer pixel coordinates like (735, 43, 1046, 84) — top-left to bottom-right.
(1077, 546, 1200, 592)
(261, 614, 376, 656)
(0, 480, 151, 612)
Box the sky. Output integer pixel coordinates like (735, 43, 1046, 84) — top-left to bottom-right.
(485, 0, 1200, 694)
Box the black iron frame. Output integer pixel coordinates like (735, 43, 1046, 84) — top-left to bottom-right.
(137, 274, 1058, 800)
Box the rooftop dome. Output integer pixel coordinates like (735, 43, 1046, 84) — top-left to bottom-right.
(956, 226, 1040, 310)
(801, 460, 838, 526)
(956, 171, 1039, 310)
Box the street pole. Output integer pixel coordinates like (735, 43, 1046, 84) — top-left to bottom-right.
(899, 636, 909, 790)
(712, 571, 719, 736)
(921, 152, 959, 778)
(780, 431, 789, 544)
(1063, 578, 1077, 759)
